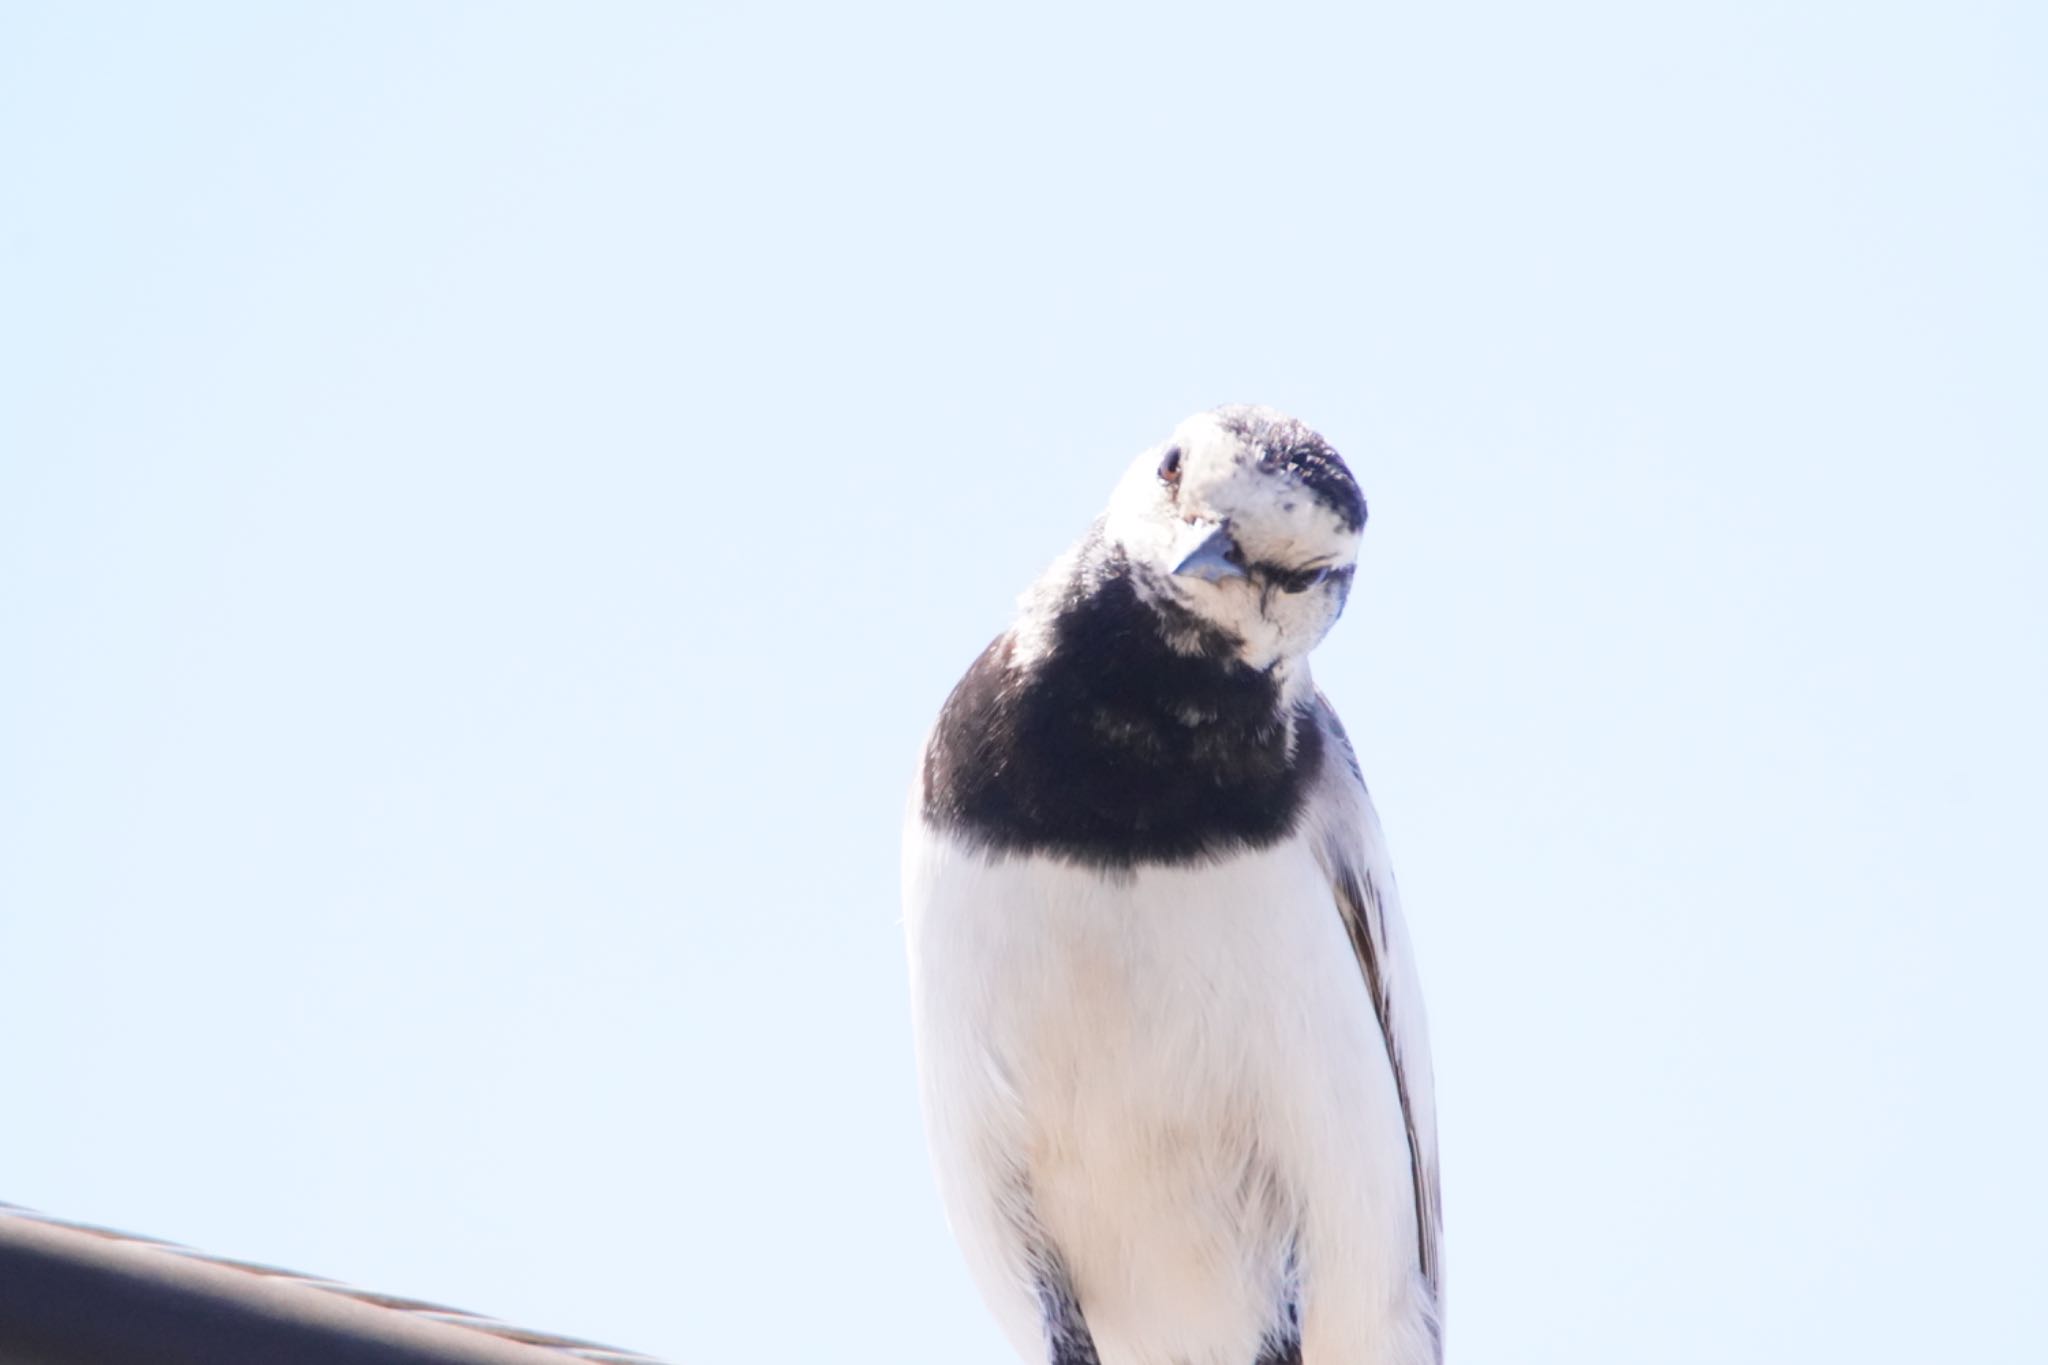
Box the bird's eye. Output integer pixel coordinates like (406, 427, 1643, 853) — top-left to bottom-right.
(1274, 566, 1331, 594)
(1158, 446, 1183, 484)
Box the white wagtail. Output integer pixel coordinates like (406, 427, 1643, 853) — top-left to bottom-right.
(904, 407, 1441, 1365)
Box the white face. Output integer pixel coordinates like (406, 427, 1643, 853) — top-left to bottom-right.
(1104, 406, 1366, 669)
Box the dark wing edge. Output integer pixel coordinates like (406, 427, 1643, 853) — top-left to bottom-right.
(1307, 697, 1444, 1315)
(1331, 862, 1443, 1294)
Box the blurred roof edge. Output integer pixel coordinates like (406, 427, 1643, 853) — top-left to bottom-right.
(0, 1202, 667, 1365)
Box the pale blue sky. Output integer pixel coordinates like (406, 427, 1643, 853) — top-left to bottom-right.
(2, 3, 2043, 1361)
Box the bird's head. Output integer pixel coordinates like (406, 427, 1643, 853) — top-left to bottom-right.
(1103, 405, 1366, 668)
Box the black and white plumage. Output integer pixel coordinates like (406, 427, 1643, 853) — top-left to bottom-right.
(904, 407, 1441, 1365)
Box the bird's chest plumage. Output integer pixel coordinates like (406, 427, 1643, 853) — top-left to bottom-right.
(965, 837, 1333, 1128)
(906, 828, 1401, 1365)
(918, 566, 1326, 872)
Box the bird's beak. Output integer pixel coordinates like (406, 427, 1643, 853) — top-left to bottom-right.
(1172, 520, 1246, 583)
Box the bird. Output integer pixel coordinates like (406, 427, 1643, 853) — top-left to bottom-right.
(903, 406, 1442, 1365)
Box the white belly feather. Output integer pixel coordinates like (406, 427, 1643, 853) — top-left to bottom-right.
(905, 823, 1431, 1365)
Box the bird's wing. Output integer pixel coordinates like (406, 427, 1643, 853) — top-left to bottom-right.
(1305, 694, 1443, 1303)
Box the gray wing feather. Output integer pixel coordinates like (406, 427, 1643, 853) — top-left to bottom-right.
(1305, 696, 1444, 1308)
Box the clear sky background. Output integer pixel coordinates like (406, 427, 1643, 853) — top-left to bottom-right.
(2, 4, 2043, 1362)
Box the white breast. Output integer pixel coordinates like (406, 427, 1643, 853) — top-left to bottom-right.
(905, 822, 1433, 1365)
